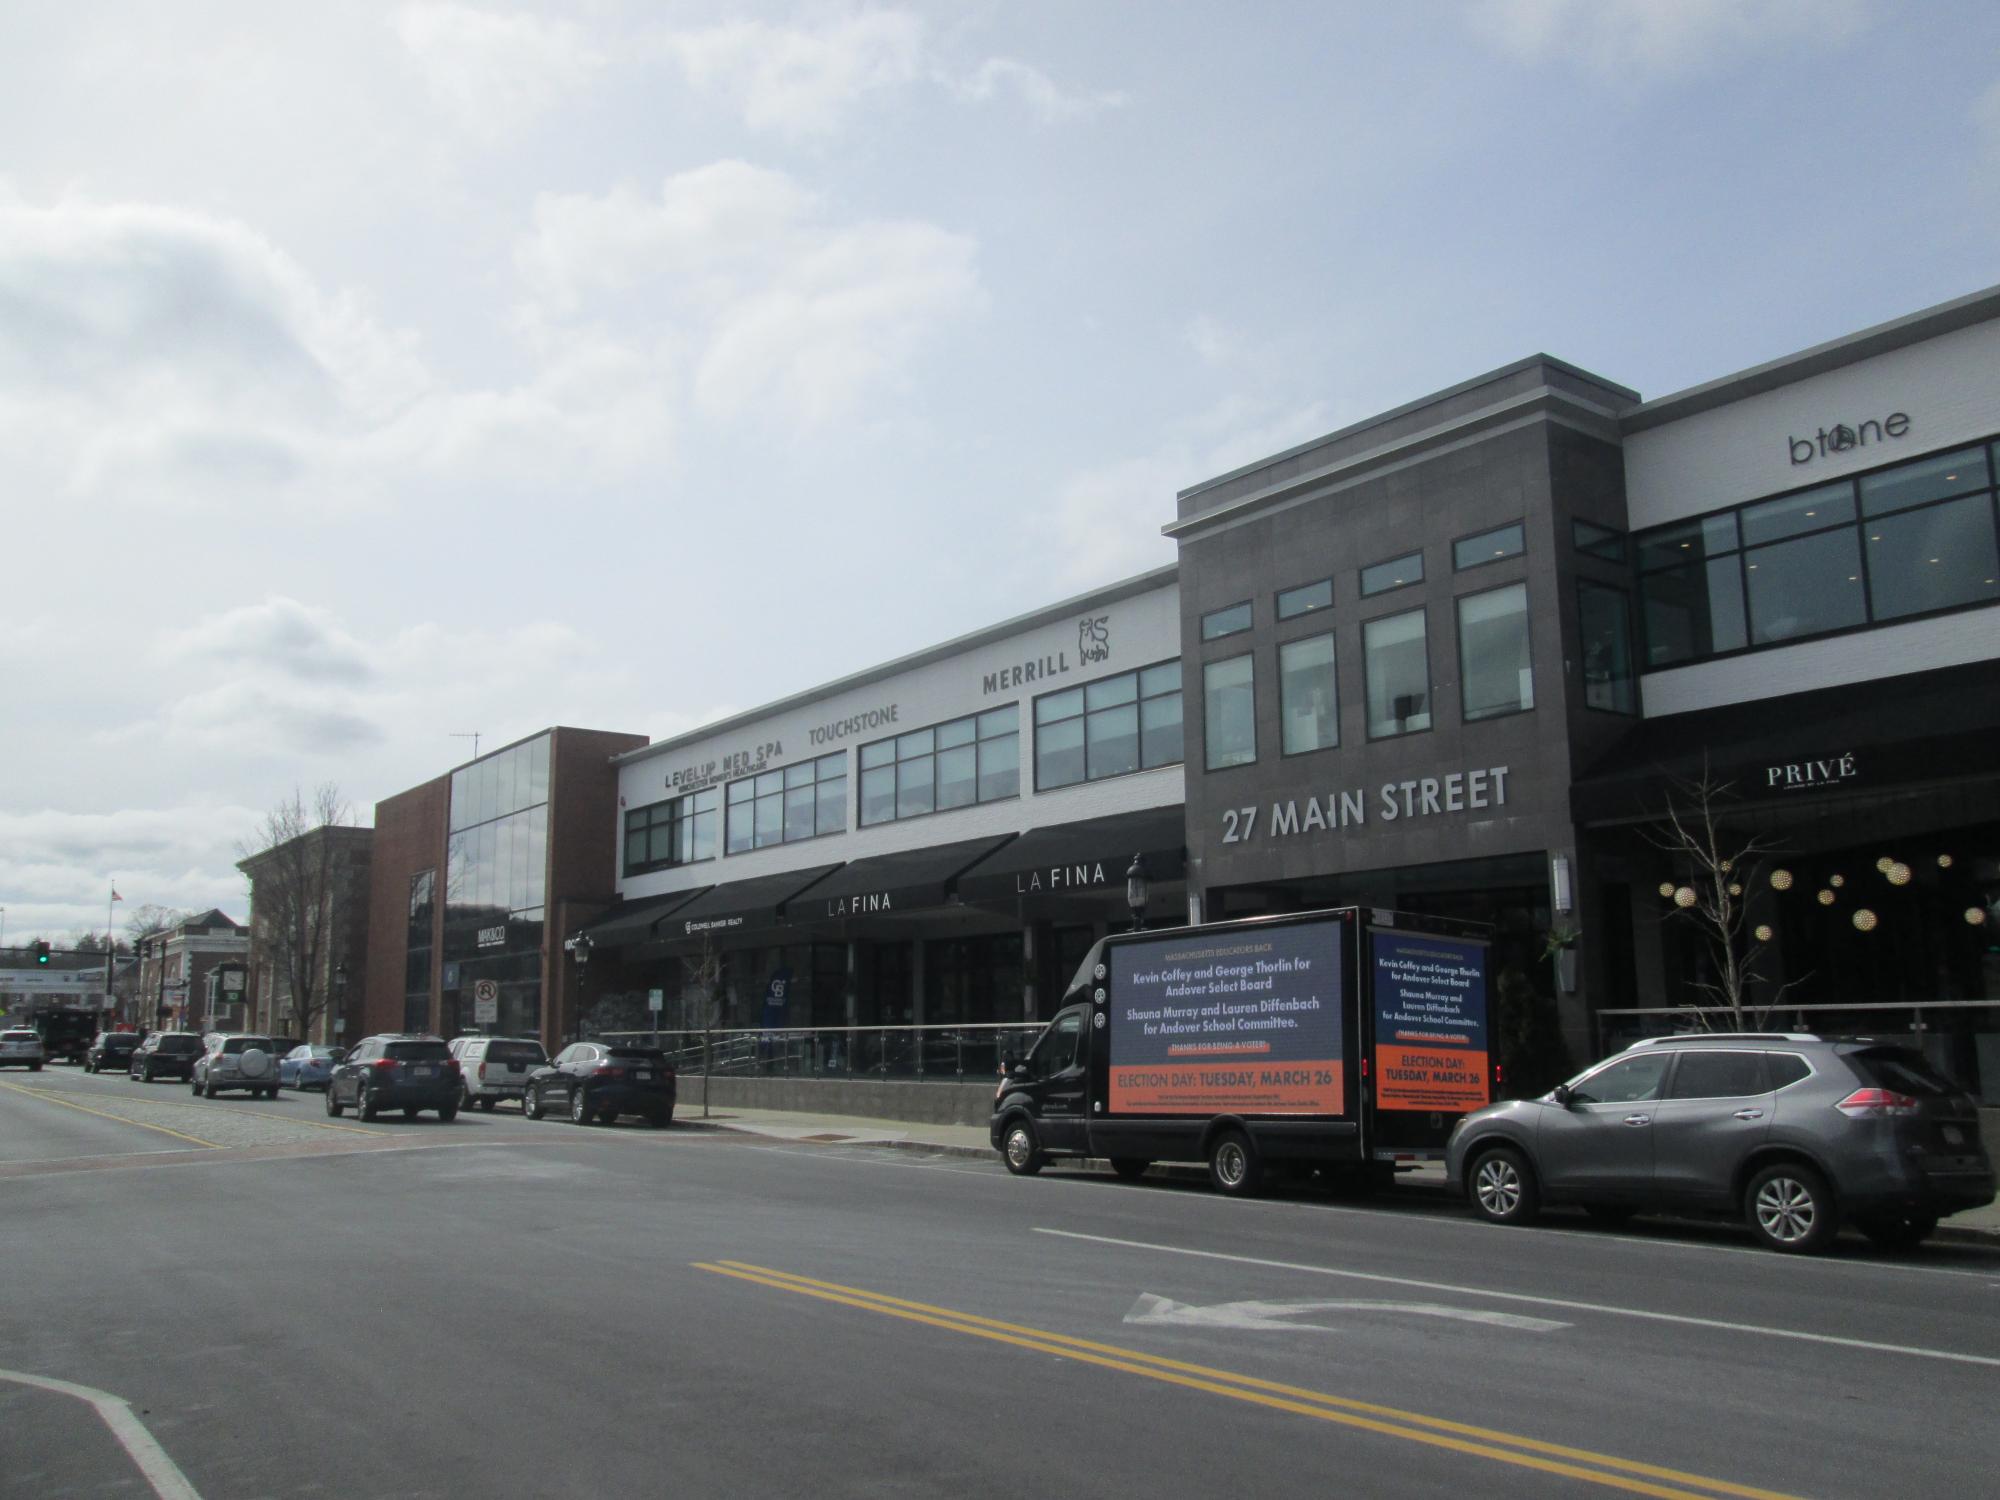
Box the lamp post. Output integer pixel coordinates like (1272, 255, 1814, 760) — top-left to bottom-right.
(333, 964, 348, 1045)
(1125, 853, 1149, 933)
(569, 933, 592, 1044)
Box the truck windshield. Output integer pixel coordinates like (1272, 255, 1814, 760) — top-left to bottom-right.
(1029, 1013, 1081, 1077)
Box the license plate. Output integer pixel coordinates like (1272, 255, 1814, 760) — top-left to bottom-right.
(635, 1070, 653, 1081)
(1943, 1125, 1965, 1147)
(410, 1065, 434, 1078)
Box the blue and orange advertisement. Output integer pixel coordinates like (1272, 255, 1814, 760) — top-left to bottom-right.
(1369, 931, 1489, 1113)
(1106, 922, 1346, 1116)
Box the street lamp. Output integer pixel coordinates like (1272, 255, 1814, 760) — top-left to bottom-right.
(568, 933, 593, 1043)
(1125, 854, 1149, 933)
(333, 964, 348, 1043)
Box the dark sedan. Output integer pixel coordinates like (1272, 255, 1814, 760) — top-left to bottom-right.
(129, 1031, 205, 1083)
(325, 1035, 460, 1121)
(84, 1031, 141, 1074)
(524, 1042, 675, 1127)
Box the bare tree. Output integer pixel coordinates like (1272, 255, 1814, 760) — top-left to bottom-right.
(239, 784, 352, 1044)
(1646, 765, 1799, 1031)
(682, 938, 723, 1118)
(124, 905, 183, 949)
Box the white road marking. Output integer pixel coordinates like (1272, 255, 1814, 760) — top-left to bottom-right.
(1123, 1292, 1567, 1333)
(1037, 1228, 2000, 1368)
(0, 1368, 203, 1499)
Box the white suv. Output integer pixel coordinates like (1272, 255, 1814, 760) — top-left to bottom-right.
(0, 1029, 45, 1071)
(447, 1035, 548, 1111)
(192, 1034, 281, 1099)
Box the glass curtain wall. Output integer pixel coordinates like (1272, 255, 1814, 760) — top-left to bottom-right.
(444, 734, 551, 1037)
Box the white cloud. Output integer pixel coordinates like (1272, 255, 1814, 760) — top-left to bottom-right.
(1470, 0, 1870, 75)
(393, 2, 604, 139)
(0, 804, 268, 940)
(165, 597, 377, 686)
(947, 57, 1128, 124)
(516, 161, 981, 426)
(659, 11, 923, 137)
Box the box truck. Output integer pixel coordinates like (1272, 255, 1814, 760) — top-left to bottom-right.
(990, 907, 1492, 1194)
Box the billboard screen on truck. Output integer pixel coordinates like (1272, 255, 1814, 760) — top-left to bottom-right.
(1369, 930, 1489, 1113)
(1105, 920, 1346, 1116)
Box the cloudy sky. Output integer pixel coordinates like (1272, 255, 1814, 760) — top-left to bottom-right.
(4, 0, 1997, 943)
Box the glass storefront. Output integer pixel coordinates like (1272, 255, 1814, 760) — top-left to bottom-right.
(444, 734, 551, 1036)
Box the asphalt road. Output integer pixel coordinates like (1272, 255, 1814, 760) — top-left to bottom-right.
(2, 1065, 1996, 1500)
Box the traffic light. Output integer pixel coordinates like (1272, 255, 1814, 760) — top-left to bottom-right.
(32, 940, 51, 966)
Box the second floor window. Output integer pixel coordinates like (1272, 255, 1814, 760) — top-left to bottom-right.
(726, 755, 846, 853)
(627, 789, 718, 874)
(860, 708, 1018, 826)
(1035, 662, 1182, 789)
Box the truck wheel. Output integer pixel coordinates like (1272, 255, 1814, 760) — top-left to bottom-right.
(1207, 1130, 1261, 1196)
(1745, 1162, 1837, 1254)
(1000, 1118, 1044, 1176)
(1469, 1146, 1540, 1226)
(1109, 1157, 1151, 1181)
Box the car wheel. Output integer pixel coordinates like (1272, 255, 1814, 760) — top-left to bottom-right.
(325, 1085, 344, 1117)
(358, 1086, 379, 1123)
(460, 1084, 474, 1112)
(523, 1085, 545, 1120)
(203, 1075, 219, 1099)
(1583, 1204, 1636, 1227)
(1745, 1162, 1838, 1254)
(1110, 1157, 1151, 1181)
(1207, 1129, 1262, 1196)
(439, 1103, 458, 1123)
(1856, 1211, 1938, 1251)
(570, 1088, 593, 1125)
(402, 1107, 419, 1120)
(1468, 1145, 1541, 1226)
(1000, 1117, 1043, 1176)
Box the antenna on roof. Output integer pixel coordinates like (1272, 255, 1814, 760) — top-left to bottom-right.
(451, 732, 482, 760)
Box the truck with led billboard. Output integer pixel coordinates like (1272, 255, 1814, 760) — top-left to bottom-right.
(990, 908, 1490, 1194)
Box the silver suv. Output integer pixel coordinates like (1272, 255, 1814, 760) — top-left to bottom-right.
(191, 1034, 281, 1100)
(0, 1029, 45, 1071)
(1446, 1034, 1995, 1253)
(447, 1035, 548, 1111)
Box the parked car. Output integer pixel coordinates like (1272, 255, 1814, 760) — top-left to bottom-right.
(1447, 1034, 1996, 1254)
(448, 1036, 548, 1111)
(84, 1032, 141, 1074)
(264, 1037, 303, 1067)
(279, 1044, 342, 1090)
(0, 1029, 45, 1071)
(129, 1031, 205, 1083)
(191, 1034, 282, 1099)
(325, 1035, 460, 1122)
(523, 1042, 675, 1127)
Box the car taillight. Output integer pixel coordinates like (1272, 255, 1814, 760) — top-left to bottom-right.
(1836, 1087, 1919, 1118)
(373, 1057, 399, 1072)
(593, 1064, 629, 1080)
(444, 1058, 461, 1076)
(477, 1062, 487, 1080)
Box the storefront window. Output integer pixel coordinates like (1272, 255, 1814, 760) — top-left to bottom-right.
(1036, 664, 1181, 789)
(1202, 655, 1257, 769)
(731, 754, 847, 848)
(626, 788, 718, 874)
(1279, 633, 1338, 754)
(1635, 438, 2000, 668)
(1364, 608, 1430, 737)
(861, 709, 1016, 826)
(1577, 581, 1636, 714)
(1458, 583, 1534, 720)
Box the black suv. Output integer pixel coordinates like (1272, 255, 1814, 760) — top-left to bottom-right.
(130, 1031, 206, 1083)
(84, 1032, 141, 1074)
(326, 1035, 461, 1122)
(524, 1042, 676, 1126)
(1447, 1034, 1995, 1253)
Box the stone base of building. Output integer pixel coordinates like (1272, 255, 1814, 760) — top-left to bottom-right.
(683, 1074, 997, 1127)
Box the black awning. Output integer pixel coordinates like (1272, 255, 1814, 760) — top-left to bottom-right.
(793, 834, 1018, 922)
(649, 863, 845, 946)
(576, 888, 712, 950)
(1571, 659, 2000, 826)
(955, 805, 1185, 905)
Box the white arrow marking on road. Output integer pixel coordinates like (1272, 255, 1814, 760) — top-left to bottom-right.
(1124, 1292, 1567, 1333)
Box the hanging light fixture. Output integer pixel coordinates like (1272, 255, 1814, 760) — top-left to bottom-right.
(1728, 883, 1743, 896)
(1876, 856, 1896, 874)
(1754, 924, 1774, 942)
(1967, 908, 1989, 927)
(1937, 853, 1954, 869)
(1852, 909, 1878, 932)
(1830, 874, 1845, 888)
(1770, 869, 1794, 891)
(1817, 889, 1836, 906)
(1673, 887, 1697, 909)
(1658, 881, 1676, 899)
(1887, 863, 1912, 887)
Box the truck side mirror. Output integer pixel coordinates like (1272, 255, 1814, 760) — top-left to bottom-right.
(1552, 1083, 1574, 1107)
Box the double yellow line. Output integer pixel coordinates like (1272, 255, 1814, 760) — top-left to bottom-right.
(695, 1261, 1802, 1500)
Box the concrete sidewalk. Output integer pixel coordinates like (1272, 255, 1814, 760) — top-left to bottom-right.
(689, 1104, 2000, 1244)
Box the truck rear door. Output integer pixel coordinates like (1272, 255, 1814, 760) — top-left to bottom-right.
(1364, 924, 1492, 1158)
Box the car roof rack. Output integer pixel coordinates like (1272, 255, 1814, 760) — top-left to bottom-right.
(1626, 1032, 1819, 1046)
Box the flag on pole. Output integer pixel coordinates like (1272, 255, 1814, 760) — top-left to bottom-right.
(111, 887, 123, 902)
